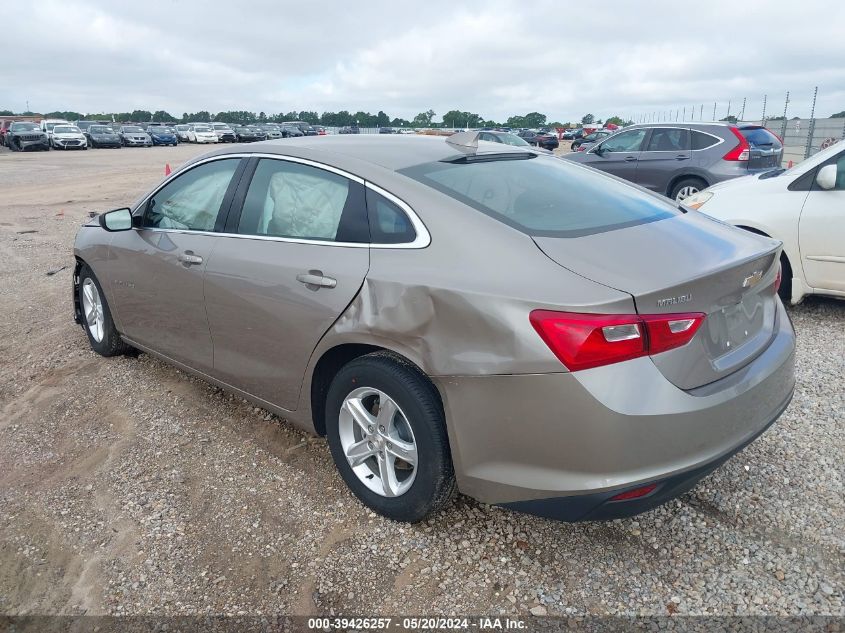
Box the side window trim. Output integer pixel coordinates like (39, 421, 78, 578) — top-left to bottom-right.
(132, 152, 432, 249)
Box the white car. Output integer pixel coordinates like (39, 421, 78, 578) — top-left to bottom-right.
(40, 118, 70, 139)
(174, 124, 192, 142)
(685, 141, 845, 304)
(188, 124, 218, 143)
(50, 125, 88, 150)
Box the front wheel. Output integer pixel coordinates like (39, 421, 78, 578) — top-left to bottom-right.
(77, 265, 131, 357)
(326, 352, 455, 522)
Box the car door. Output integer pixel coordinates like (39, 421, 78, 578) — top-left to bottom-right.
(634, 127, 691, 194)
(799, 149, 845, 292)
(580, 128, 648, 183)
(107, 157, 245, 373)
(203, 157, 371, 410)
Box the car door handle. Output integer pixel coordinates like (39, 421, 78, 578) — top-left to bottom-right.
(624, 156, 637, 162)
(177, 251, 203, 266)
(296, 272, 337, 289)
(675, 155, 690, 160)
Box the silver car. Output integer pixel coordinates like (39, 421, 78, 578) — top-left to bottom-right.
(564, 122, 784, 201)
(73, 133, 795, 523)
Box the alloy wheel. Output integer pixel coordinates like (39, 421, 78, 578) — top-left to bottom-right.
(338, 387, 418, 497)
(675, 185, 700, 201)
(82, 278, 105, 343)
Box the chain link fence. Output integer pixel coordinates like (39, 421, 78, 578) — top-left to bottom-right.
(740, 116, 845, 166)
(633, 88, 845, 167)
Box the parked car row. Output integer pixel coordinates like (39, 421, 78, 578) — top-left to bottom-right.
(1, 118, 335, 151)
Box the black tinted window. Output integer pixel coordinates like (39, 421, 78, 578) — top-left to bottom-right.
(740, 127, 783, 149)
(691, 130, 720, 150)
(401, 156, 676, 238)
(646, 128, 690, 152)
(366, 189, 416, 244)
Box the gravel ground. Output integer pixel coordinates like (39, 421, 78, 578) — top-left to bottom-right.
(0, 143, 842, 619)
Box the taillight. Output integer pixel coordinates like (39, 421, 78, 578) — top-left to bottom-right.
(723, 126, 750, 161)
(775, 263, 782, 293)
(576, 145, 587, 152)
(530, 310, 705, 371)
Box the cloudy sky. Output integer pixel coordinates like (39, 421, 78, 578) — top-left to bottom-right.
(5, 0, 845, 123)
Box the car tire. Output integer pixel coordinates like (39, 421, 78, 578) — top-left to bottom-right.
(77, 265, 132, 357)
(670, 177, 707, 202)
(570, 142, 578, 150)
(325, 352, 456, 523)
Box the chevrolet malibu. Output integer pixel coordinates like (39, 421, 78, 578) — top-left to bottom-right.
(73, 134, 795, 523)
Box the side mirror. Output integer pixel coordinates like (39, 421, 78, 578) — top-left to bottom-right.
(99, 208, 134, 232)
(592, 145, 605, 155)
(816, 164, 838, 190)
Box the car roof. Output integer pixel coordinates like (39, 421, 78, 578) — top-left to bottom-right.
(208, 134, 531, 171)
(625, 121, 735, 130)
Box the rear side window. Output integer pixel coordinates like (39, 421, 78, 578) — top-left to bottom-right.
(691, 130, 720, 150)
(236, 159, 368, 242)
(646, 128, 690, 152)
(400, 156, 676, 238)
(366, 189, 416, 244)
(739, 127, 783, 149)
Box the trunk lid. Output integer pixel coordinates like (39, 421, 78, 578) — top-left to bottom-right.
(534, 212, 781, 389)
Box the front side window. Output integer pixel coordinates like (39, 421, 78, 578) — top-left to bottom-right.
(144, 159, 240, 231)
(646, 128, 690, 152)
(599, 129, 647, 153)
(237, 159, 367, 242)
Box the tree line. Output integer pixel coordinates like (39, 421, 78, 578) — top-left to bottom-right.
(0, 107, 635, 129)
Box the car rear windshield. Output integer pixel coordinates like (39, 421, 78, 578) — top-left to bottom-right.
(90, 126, 111, 133)
(400, 155, 677, 238)
(739, 127, 782, 148)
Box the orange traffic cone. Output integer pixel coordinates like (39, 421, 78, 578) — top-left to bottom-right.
(165, 163, 172, 176)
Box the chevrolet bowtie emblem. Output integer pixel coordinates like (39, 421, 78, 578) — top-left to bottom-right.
(742, 270, 764, 288)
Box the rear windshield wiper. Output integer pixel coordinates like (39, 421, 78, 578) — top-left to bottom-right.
(442, 152, 537, 164)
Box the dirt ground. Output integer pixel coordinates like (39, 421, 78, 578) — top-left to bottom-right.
(0, 142, 842, 620)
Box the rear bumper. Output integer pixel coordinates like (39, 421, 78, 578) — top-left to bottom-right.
(433, 299, 795, 519)
(502, 389, 791, 521)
